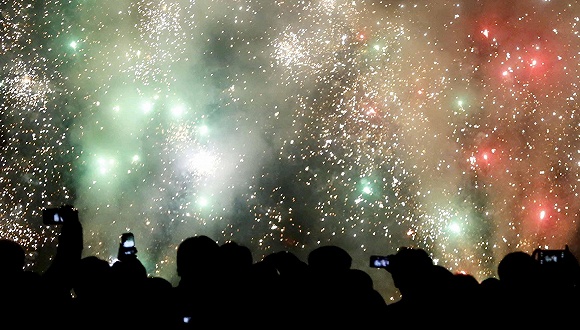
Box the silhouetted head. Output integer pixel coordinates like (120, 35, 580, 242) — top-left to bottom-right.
(450, 272, 480, 296)
(140, 276, 175, 326)
(343, 268, 387, 314)
(480, 276, 501, 299)
(0, 239, 25, 275)
(386, 247, 434, 296)
(307, 245, 352, 272)
(480, 276, 500, 288)
(143, 276, 174, 305)
(219, 241, 253, 270)
(111, 257, 147, 288)
(72, 256, 112, 300)
(176, 235, 220, 278)
(498, 251, 540, 288)
(251, 259, 280, 283)
(388, 247, 433, 273)
(263, 250, 308, 276)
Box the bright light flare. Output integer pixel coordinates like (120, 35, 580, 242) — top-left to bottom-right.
(539, 210, 546, 220)
(187, 149, 219, 177)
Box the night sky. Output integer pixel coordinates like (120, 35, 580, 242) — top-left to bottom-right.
(1, 0, 579, 301)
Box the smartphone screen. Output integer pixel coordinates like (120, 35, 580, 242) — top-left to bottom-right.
(370, 255, 391, 268)
(42, 208, 65, 225)
(539, 250, 565, 265)
(121, 233, 135, 248)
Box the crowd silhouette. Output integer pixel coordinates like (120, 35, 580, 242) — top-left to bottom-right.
(1, 206, 579, 328)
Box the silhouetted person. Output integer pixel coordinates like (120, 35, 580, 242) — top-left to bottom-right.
(262, 250, 310, 310)
(0, 238, 44, 328)
(496, 250, 544, 326)
(343, 268, 388, 324)
(383, 247, 445, 325)
(40, 205, 84, 327)
(247, 256, 284, 322)
(308, 245, 353, 272)
(479, 276, 502, 316)
(0, 238, 25, 276)
(141, 276, 175, 328)
(217, 240, 254, 325)
(110, 255, 147, 288)
(69, 256, 114, 327)
(532, 245, 580, 301)
(425, 264, 455, 313)
(263, 250, 309, 278)
(249, 250, 310, 324)
(531, 246, 580, 326)
(303, 245, 388, 326)
(219, 240, 253, 270)
(218, 240, 253, 296)
(446, 272, 482, 322)
(172, 235, 223, 328)
(305, 245, 360, 326)
(110, 255, 148, 328)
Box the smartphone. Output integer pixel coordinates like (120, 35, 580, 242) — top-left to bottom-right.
(121, 233, 135, 248)
(537, 249, 566, 265)
(118, 232, 137, 259)
(370, 255, 392, 268)
(43, 208, 65, 225)
(42, 206, 78, 225)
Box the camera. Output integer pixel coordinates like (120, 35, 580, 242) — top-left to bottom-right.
(42, 205, 78, 225)
(118, 232, 137, 260)
(370, 255, 393, 268)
